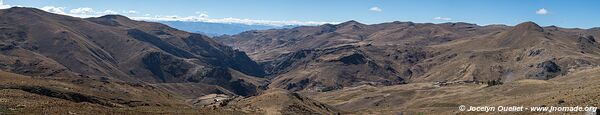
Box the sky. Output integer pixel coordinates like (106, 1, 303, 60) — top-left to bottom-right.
(1, 0, 600, 28)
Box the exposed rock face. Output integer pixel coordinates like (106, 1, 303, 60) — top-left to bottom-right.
(0, 7, 265, 96)
(577, 35, 599, 54)
(528, 60, 563, 79)
(337, 53, 367, 65)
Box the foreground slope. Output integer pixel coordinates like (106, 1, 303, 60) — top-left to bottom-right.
(0, 70, 341, 114)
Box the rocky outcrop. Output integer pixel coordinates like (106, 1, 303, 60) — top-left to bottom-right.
(527, 60, 563, 80)
(337, 53, 367, 65)
(577, 35, 599, 54)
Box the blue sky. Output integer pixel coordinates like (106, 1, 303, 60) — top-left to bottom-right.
(2, 0, 600, 28)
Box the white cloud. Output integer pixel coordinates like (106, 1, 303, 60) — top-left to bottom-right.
(369, 6, 382, 12)
(199, 13, 208, 18)
(40, 6, 66, 15)
(131, 15, 335, 26)
(0, 0, 12, 9)
(433, 17, 452, 21)
(536, 8, 548, 15)
(99, 9, 117, 14)
(123, 10, 137, 14)
(63, 7, 118, 17)
(33, 5, 332, 26)
(195, 11, 209, 18)
(69, 7, 94, 14)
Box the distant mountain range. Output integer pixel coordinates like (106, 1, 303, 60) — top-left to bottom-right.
(158, 21, 297, 36)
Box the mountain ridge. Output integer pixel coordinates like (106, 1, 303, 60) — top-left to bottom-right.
(0, 7, 266, 97)
(217, 19, 600, 91)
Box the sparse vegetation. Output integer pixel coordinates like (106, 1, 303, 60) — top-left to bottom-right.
(0, 106, 16, 114)
(486, 79, 504, 86)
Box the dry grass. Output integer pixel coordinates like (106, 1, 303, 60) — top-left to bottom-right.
(0, 71, 255, 114)
(305, 68, 600, 114)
